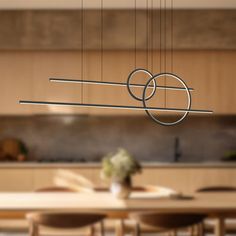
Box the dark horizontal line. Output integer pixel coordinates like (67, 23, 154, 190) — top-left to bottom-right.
(19, 100, 213, 114)
(49, 78, 194, 92)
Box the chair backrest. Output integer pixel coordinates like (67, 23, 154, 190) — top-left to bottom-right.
(93, 187, 150, 192)
(35, 186, 77, 193)
(196, 186, 236, 193)
(26, 212, 106, 229)
(130, 212, 206, 230)
(132, 186, 159, 192)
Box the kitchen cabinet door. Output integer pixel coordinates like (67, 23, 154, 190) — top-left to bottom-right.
(87, 50, 236, 115)
(0, 52, 33, 115)
(172, 50, 236, 114)
(0, 50, 235, 115)
(0, 169, 33, 191)
(32, 51, 89, 115)
(86, 50, 161, 116)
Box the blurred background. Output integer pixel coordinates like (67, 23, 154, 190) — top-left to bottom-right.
(0, 0, 235, 163)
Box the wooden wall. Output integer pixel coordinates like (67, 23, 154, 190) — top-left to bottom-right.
(1, 166, 236, 194)
(0, 10, 235, 50)
(1, 50, 235, 115)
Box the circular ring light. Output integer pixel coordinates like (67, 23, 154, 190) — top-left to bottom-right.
(127, 68, 156, 101)
(142, 73, 192, 126)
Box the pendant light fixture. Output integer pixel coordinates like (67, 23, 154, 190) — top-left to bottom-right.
(19, 0, 213, 126)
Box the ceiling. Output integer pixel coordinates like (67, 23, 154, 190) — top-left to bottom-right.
(0, 0, 235, 10)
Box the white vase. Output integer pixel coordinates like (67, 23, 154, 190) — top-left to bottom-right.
(110, 178, 131, 199)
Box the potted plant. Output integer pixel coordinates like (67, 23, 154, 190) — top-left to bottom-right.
(222, 151, 236, 162)
(101, 148, 141, 199)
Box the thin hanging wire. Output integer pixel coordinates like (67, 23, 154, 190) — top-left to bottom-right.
(101, 0, 104, 82)
(159, 0, 162, 74)
(151, 0, 154, 73)
(134, 0, 137, 69)
(164, 0, 166, 75)
(81, 0, 84, 103)
(146, 0, 149, 70)
(164, 0, 167, 108)
(171, 0, 174, 73)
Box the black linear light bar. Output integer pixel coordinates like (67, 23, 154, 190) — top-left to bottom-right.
(19, 100, 213, 114)
(49, 78, 194, 92)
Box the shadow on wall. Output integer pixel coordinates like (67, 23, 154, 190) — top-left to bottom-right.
(54, 169, 95, 191)
(0, 115, 235, 163)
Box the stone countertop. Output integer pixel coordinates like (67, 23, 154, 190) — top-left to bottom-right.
(0, 162, 235, 169)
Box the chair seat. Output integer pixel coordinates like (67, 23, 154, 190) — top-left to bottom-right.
(130, 212, 206, 230)
(0, 220, 91, 235)
(0, 219, 116, 234)
(2, 218, 236, 234)
(27, 212, 106, 229)
(124, 219, 202, 233)
(125, 218, 236, 234)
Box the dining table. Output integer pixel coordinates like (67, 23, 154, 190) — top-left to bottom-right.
(0, 191, 235, 236)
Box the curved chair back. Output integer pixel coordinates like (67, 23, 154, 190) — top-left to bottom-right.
(95, 185, 177, 194)
(130, 212, 206, 230)
(35, 186, 77, 193)
(27, 212, 106, 229)
(196, 186, 236, 193)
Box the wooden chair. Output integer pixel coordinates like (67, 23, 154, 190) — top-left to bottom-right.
(34, 186, 107, 236)
(196, 186, 236, 193)
(35, 186, 78, 193)
(26, 212, 106, 236)
(94, 185, 178, 195)
(129, 212, 206, 236)
(93, 185, 179, 236)
(196, 185, 236, 235)
(0, 186, 78, 233)
(114, 186, 180, 236)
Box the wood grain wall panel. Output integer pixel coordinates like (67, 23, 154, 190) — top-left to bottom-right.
(0, 52, 33, 115)
(32, 51, 89, 114)
(33, 168, 100, 190)
(0, 50, 235, 115)
(33, 169, 55, 190)
(0, 169, 33, 191)
(1, 167, 236, 194)
(0, 10, 235, 50)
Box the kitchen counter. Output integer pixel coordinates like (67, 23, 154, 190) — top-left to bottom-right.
(0, 162, 235, 169)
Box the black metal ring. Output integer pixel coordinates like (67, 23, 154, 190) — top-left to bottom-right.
(142, 73, 192, 126)
(127, 68, 156, 101)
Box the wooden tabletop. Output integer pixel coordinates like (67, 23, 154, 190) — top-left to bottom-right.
(0, 192, 235, 215)
(0, 191, 233, 236)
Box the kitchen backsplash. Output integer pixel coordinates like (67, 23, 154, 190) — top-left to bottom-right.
(0, 115, 235, 163)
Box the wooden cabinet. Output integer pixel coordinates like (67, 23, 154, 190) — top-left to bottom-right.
(32, 168, 98, 190)
(134, 167, 236, 194)
(86, 50, 236, 115)
(0, 52, 33, 115)
(0, 169, 33, 191)
(173, 51, 236, 114)
(0, 165, 236, 194)
(0, 50, 235, 115)
(0, 51, 89, 115)
(32, 51, 89, 115)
